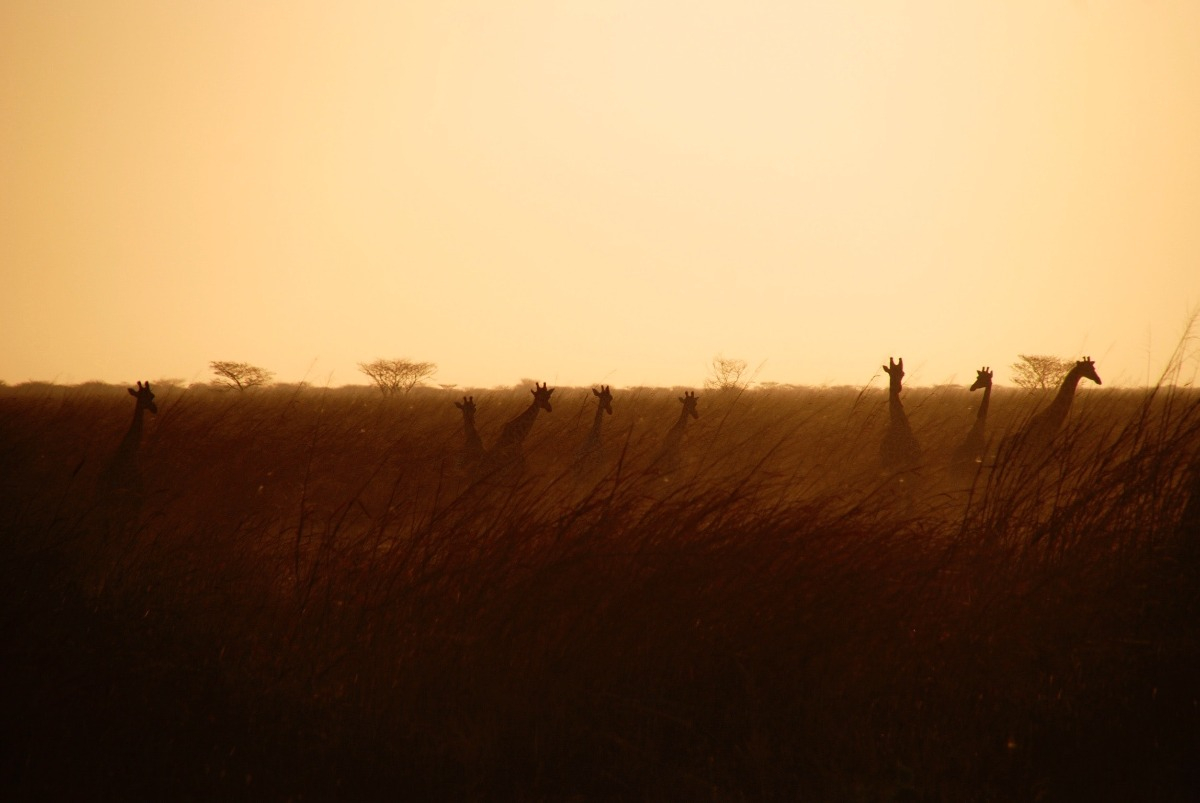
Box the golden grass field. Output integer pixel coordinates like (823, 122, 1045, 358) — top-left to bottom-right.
(2, 375, 1198, 801)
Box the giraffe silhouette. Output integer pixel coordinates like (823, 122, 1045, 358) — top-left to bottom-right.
(1016, 357, 1101, 452)
(99, 380, 157, 499)
(880, 358, 922, 472)
(951, 366, 993, 471)
(1179, 453, 1200, 542)
(480, 382, 554, 475)
(454, 395, 485, 472)
(650, 391, 699, 476)
(573, 385, 613, 477)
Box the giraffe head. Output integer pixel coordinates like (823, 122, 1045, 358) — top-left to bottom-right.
(679, 390, 699, 419)
(970, 366, 993, 392)
(593, 385, 613, 415)
(531, 382, 555, 412)
(128, 381, 157, 414)
(455, 395, 477, 418)
(1075, 357, 1102, 386)
(882, 357, 905, 394)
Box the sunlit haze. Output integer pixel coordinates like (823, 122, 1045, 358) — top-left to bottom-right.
(3, 1, 1198, 389)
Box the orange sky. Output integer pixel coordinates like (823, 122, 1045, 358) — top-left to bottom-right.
(3, 1, 1198, 389)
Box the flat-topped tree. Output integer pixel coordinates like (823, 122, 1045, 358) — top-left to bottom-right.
(706, 355, 749, 391)
(1011, 354, 1073, 390)
(359, 358, 437, 396)
(209, 361, 274, 392)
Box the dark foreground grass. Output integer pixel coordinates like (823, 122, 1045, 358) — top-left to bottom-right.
(2, 378, 1199, 801)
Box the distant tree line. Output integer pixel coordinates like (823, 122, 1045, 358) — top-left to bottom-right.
(204, 357, 439, 395)
(198, 353, 1077, 393)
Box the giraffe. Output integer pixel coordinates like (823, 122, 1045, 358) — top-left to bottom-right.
(480, 382, 554, 474)
(1016, 357, 1101, 452)
(454, 395, 485, 471)
(650, 391, 699, 476)
(880, 357, 922, 472)
(951, 366, 993, 470)
(573, 385, 613, 477)
(1179, 451, 1200, 544)
(1176, 432, 1200, 568)
(99, 380, 157, 498)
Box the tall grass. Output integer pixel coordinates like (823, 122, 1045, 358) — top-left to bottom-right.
(2, 375, 1198, 801)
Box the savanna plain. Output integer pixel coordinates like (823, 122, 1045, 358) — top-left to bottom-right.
(3, 371, 1199, 801)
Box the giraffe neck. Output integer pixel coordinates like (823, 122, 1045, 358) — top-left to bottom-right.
(462, 411, 482, 449)
(665, 406, 691, 445)
(102, 402, 149, 493)
(118, 404, 146, 455)
(587, 403, 606, 444)
(975, 383, 991, 426)
(888, 384, 909, 426)
(881, 381, 921, 468)
(962, 383, 990, 443)
(497, 399, 541, 447)
(1040, 367, 1086, 430)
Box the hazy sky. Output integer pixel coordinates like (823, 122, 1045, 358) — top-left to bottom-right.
(3, 1, 1198, 389)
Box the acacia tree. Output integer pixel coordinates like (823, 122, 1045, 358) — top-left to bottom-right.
(705, 354, 749, 391)
(358, 358, 437, 396)
(209, 361, 274, 391)
(1011, 354, 1072, 390)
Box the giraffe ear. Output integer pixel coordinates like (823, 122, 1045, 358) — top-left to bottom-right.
(593, 388, 601, 397)
(128, 388, 137, 398)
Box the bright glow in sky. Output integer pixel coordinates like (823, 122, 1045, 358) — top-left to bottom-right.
(3, 1, 1198, 388)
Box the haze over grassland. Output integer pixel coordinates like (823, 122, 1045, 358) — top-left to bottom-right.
(2, 1, 1198, 388)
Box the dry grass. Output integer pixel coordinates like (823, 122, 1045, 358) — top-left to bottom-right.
(2, 377, 1198, 801)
